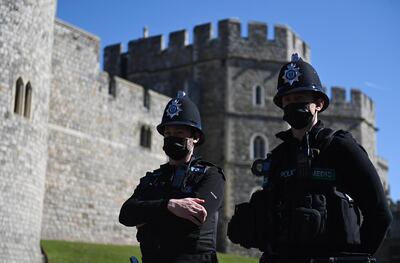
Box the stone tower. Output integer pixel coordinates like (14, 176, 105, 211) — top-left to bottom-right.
(104, 18, 311, 251)
(320, 87, 388, 192)
(104, 18, 388, 252)
(0, 0, 56, 262)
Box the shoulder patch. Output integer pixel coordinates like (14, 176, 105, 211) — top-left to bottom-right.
(190, 165, 207, 174)
(251, 154, 272, 177)
(312, 168, 336, 181)
(192, 159, 225, 180)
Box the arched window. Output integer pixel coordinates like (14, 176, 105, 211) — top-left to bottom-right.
(140, 126, 152, 149)
(24, 82, 32, 119)
(14, 78, 24, 115)
(253, 85, 264, 106)
(253, 136, 265, 159)
(251, 135, 267, 159)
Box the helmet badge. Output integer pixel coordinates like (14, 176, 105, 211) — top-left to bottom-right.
(282, 63, 302, 86)
(166, 99, 182, 118)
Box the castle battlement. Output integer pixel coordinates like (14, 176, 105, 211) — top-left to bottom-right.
(326, 86, 376, 127)
(104, 18, 310, 76)
(330, 86, 375, 111)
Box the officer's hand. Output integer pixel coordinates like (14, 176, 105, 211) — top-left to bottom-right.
(167, 198, 207, 225)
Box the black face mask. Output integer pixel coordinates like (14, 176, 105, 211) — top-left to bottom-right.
(283, 102, 314, 129)
(163, 136, 190, 161)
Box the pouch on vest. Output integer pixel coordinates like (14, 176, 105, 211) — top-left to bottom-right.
(227, 202, 256, 249)
(294, 194, 327, 243)
(328, 189, 361, 246)
(228, 190, 271, 250)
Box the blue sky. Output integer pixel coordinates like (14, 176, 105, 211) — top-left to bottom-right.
(56, 0, 400, 201)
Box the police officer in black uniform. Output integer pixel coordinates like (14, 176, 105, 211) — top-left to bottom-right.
(119, 91, 225, 263)
(228, 54, 392, 263)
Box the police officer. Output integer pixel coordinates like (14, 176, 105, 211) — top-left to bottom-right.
(228, 54, 392, 263)
(119, 91, 225, 263)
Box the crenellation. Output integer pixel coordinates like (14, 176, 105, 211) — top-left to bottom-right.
(248, 21, 267, 42)
(273, 24, 310, 61)
(218, 18, 241, 42)
(168, 29, 188, 49)
(350, 88, 363, 106)
(104, 43, 122, 76)
(128, 34, 164, 54)
(108, 19, 311, 75)
(273, 24, 291, 47)
(302, 42, 310, 61)
(293, 34, 304, 55)
(368, 96, 374, 111)
(325, 87, 376, 134)
(351, 88, 375, 113)
(193, 22, 213, 45)
(331, 86, 346, 103)
(329, 87, 375, 113)
(2, 10, 392, 260)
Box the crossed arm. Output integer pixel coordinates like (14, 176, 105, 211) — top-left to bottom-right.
(119, 168, 225, 227)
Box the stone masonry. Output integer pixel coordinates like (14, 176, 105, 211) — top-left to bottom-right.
(0, 1, 394, 262)
(0, 0, 56, 262)
(0, 1, 169, 261)
(41, 20, 169, 244)
(103, 18, 389, 252)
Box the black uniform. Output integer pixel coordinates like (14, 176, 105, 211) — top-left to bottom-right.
(228, 121, 392, 262)
(119, 158, 225, 263)
(228, 54, 392, 263)
(258, 121, 391, 262)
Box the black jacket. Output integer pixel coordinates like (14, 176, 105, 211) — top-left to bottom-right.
(119, 158, 225, 263)
(266, 121, 392, 258)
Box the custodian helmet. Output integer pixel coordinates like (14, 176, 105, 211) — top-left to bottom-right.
(157, 91, 204, 145)
(273, 53, 329, 112)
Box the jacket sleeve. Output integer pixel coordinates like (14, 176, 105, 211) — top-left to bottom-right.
(119, 174, 169, 227)
(335, 132, 392, 254)
(194, 166, 225, 216)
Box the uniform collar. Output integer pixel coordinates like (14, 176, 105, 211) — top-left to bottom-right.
(161, 156, 202, 170)
(276, 120, 325, 144)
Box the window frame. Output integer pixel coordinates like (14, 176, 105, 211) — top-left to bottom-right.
(253, 85, 265, 107)
(250, 133, 268, 160)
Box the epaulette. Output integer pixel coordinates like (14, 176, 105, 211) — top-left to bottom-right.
(195, 160, 225, 180)
(147, 166, 163, 177)
(144, 163, 178, 188)
(196, 160, 216, 167)
(141, 164, 167, 184)
(315, 128, 353, 153)
(140, 171, 159, 186)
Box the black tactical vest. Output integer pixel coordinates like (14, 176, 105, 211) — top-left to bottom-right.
(136, 159, 218, 261)
(267, 128, 362, 254)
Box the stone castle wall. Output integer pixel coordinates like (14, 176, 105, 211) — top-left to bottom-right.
(40, 20, 169, 245)
(104, 19, 310, 98)
(0, 6, 392, 261)
(103, 19, 387, 252)
(320, 87, 388, 188)
(0, 1, 56, 262)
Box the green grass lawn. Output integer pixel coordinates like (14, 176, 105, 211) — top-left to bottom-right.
(41, 240, 258, 263)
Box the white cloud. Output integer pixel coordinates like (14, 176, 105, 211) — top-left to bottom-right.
(364, 81, 389, 91)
